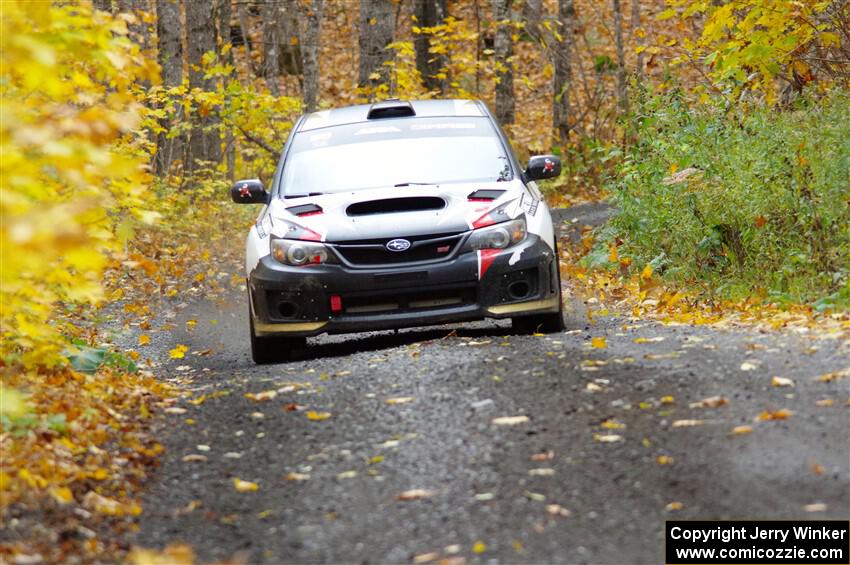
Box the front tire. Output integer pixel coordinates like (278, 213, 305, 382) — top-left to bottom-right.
(250, 315, 306, 364)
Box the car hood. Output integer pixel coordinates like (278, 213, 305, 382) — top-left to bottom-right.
(266, 182, 526, 242)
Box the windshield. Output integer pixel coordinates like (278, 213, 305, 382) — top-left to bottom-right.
(279, 117, 512, 196)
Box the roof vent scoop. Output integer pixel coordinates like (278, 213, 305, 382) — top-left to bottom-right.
(367, 99, 416, 120)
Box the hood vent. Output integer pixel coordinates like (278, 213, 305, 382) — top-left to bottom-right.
(286, 203, 323, 217)
(346, 197, 446, 217)
(467, 189, 506, 202)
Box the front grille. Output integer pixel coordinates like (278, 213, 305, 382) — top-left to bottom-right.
(342, 286, 476, 315)
(331, 232, 465, 266)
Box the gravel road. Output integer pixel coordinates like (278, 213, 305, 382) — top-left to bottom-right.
(132, 204, 850, 564)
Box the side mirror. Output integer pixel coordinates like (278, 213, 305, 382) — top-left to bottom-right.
(525, 155, 562, 181)
(230, 179, 269, 204)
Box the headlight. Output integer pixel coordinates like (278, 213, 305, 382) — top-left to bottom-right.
(270, 238, 336, 266)
(464, 218, 526, 251)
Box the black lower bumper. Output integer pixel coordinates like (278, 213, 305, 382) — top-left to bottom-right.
(249, 235, 560, 337)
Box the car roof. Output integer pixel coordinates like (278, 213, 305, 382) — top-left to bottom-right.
(297, 99, 488, 132)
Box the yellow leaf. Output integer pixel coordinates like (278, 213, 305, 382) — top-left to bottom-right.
(138, 334, 151, 346)
(233, 478, 259, 492)
(756, 409, 792, 421)
(50, 486, 74, 504)
(473, 541, 487, 554)
(591, 337, 607, 349)
(306, 410, 331, 421)
(771, 376, 794, 388)
(385, 396, 414, 405)
(245, 390, 277, 402)
(169, 344, 188, 359)
(732, 425, 753, 435)
(656, 455, 673, 465)
(641, 264, 653, 280)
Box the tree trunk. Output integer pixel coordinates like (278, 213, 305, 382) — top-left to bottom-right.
(216, 0, 235, 180)
(492, 0, 515, 124)
(358, 0, 396, 95)
(186, 0, 221, 171)
(552, 0, 575, 143)
(299, 0, 324, 112)
(630, 0, 643, 81)
(154, 0, 183, 176)
(414, 0, 447, 91)
(612, 0, 628, 113)
(522, 0, 543, 41)
(117, 0, 151, 51)
(263, 2, 282, 96)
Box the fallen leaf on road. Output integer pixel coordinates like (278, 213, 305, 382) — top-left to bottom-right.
(196, 444, 210, 451)
(282, 403, 305, 412)
(397, 489, 435, 500)
(165, 407, 187, 414)
(336, 470, 357, 480)
(634, 337, 665, 343)
(531, 450, 554, 461)
(492, 415, 529, 426)
(644, 352, 680, 360)
(756, 409, 792, 421)
(660, 395, 675, 404)
(811, 463, 824, 475)
(306, 411, 331, 421)
(689, 396, 728, 408)
(731, 425, 753, 435)
(474, 492, 494, 501)
(473, 541, 487, 554)
(283, 472, 310, 481)
(591, 337, 607, 349)
(771, 376, 795, 388)
(657, 455, 674, 465)
(413, 553, 440, 563)
(672, 419, 705, 427)
(138, 334, 151, 346)
(49, 486, 73, 504)
(817, 368, 849, 382)
(181, 454, 207, 463)
(666, 501, 683, 511)
(233, 478, 258, 492)
(523, 490, 545, 501)
(740, 361, 759, 371)
(815, 399, 834, 407)
(169, 345, 188, 359)
(528, 468, 555, 476)
(245, 390, 277, 402)
(804, 502, 827, 512)
(594, 433, 623, 442)
(385, 397, 414, 405)
(600, 419, 625, 429)
(546, 504, 571, 517)
(585, 382, 603, 392)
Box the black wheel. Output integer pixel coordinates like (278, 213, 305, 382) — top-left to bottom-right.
(249, 315, 306, 364)
(512, 243, 565, 334)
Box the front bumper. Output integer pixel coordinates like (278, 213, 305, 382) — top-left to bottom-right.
(249, 235, 560, 337)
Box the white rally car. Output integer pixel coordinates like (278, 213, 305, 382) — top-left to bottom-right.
(231, 99, 564, 363)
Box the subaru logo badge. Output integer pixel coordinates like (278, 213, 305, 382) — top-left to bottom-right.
(386, 238, 411, 252)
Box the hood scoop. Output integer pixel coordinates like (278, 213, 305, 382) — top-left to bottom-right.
(467, 189, 506, 201)
(346, 196, 446, 217)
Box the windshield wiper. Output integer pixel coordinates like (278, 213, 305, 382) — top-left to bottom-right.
(285, 192, 325, 199)
(393, 181, 438, 187)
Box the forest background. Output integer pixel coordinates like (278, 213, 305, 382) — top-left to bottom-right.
(1, 0, 848, 561)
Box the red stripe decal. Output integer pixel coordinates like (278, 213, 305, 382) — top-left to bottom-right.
(479, 248, 500, 278)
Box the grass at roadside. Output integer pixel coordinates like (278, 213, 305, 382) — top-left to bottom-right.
(597, 90, 849, 311)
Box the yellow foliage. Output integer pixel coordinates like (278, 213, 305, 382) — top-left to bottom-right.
(0, 1, 156, 367)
